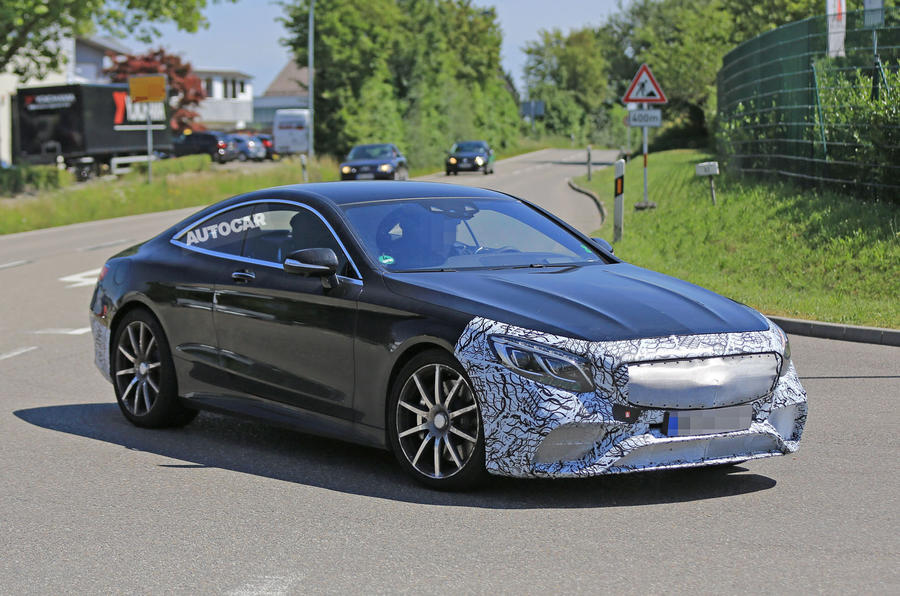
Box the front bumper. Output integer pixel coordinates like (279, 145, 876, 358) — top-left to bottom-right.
(454, 317, 807, 478)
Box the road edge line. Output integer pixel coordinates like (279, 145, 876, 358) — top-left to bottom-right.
(566, 177, 606, 225)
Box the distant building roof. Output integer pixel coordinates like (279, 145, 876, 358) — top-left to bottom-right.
(77, 35, 132, 55)
(195, 68, 253, 80)
(263, 61, 309, 97)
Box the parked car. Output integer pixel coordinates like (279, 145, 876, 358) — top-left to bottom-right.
(173, 131, 238, 163)
(229, 134, 266, 162)
(90, 181, 806, 490)
(255, 134, 279, 160)
(446, 140, 494, 175)
(340, 143, 408, 180)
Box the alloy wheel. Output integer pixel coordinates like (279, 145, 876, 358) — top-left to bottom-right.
(396, 363, 480, 479)
(114, 321, 162, 416)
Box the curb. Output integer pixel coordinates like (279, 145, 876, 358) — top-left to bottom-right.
(768, 316, 900, 347)
(566, 177, 606, 225)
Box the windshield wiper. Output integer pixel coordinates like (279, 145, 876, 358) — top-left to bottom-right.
(395, 267, 457, 273)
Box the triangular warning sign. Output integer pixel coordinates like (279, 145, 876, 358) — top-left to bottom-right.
(623, 64, 667, 104)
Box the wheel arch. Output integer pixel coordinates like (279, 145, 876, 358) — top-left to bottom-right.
(107, 296, 167, 366)
(382, 337, 458, 442)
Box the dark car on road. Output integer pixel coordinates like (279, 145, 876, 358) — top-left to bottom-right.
(90, 181, 806, 490)
(173, 131, 239, 163)
(446, 140, 495, 175)
(340, 143, 408, 180)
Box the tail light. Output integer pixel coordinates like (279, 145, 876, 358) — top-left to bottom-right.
(217, 140, 226, 149)
(97, 264, 110, 282)
(262, 139, 272, 148)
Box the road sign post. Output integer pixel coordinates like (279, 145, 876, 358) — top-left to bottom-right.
(614, 158, 625, 242)
(127, 75, 167, 184)
(623, 64, 666, 210)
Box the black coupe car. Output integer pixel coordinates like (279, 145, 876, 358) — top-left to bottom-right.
(90, 181, 806, 489)
(340, 143, 409, 181)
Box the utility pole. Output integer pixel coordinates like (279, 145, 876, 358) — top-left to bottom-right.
(308, 0, 316, 158)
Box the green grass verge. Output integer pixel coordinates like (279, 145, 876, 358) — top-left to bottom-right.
(576, 149, 899, 329)
(0, 156, 339, 235)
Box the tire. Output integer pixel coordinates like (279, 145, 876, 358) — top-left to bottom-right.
(111, 309, 197, 428)
(445, 170, 451, 176)
(388, 350, 485, 490)
(238, 153, 247, 162)
(452, 171, 458, 176)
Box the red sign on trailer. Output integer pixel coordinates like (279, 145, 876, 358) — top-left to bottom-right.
(623, 64, 667, 104)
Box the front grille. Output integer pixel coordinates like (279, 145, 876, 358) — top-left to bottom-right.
(623, 352, 779, 409)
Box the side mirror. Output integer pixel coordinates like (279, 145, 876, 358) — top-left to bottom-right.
(284, 248, 339, 277)
(591, 237, 614, 254)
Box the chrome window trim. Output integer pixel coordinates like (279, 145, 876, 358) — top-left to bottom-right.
(170, 198, 363, 281)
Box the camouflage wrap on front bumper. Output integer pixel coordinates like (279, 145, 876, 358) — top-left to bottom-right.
(454, 316, 807, 478)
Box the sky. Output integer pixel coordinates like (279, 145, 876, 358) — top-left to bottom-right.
(125, 0, 623, 94)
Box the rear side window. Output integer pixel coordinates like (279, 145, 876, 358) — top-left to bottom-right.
(242, 202, 355, 277)
(177, 205, 257, 256)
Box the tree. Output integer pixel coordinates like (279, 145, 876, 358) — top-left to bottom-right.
(0, 0, 235, 82)
(104, 49, 206, 133)
(280, 0, 519, 163)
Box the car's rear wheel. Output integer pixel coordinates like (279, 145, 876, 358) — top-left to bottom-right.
(389, 350, 485, 490)
(112, 309, 196, 428)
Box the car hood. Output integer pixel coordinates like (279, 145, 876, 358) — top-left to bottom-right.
(384, 263, 769, 342)
(341, 158, 395, 167)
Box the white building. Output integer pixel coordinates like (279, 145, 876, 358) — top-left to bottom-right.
(0, 36, 130, 163)
(194, 68, 253, 130)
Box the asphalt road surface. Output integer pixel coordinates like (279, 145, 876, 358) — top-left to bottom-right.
(1, 150, 898, 594)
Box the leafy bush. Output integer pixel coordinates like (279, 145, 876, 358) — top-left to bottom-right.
(0, 165, 73, 196)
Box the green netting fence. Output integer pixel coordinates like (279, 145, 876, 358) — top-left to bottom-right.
(717, 8, 900, 199)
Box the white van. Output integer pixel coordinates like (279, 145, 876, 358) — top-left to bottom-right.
(273, 109, 310, 155)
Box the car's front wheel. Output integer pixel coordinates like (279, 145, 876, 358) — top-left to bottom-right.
(388, 350, 485, 489)
(112, 309, 197, 428)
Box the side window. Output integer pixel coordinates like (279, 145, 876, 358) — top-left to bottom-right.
(177, 205, 255, 256)
(242, 203, 355, 277)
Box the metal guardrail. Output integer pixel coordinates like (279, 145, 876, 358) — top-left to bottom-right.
(717, 8, 900, 198)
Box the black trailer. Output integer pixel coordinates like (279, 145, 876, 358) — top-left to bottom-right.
(12, 83, 172, 179)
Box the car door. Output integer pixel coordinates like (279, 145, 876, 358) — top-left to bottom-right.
(167, 204, 256, 397)
(213, 200, 362, 421)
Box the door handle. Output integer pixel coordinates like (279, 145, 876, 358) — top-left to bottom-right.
(232, 270, 255, 283)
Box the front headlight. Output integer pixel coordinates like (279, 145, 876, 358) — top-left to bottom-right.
(341, 165, 351, 174)
(490, 335, 594, 393)
(449, 157, 457, 165)
(773, 323, 792, 377)
(475, 155, 484, 166)
(378, 163, 393, 172)
(780, 336, 792, 377)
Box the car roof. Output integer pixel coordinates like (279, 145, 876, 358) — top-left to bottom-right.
(230, 181, 513, 207)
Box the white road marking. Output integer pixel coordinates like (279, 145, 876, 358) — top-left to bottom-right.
(34, 327, 92, 335)
(0, 346, 38, 361)
(0, 259, 30, 270)
(79, 238, 129, 252)
(59, 268, 102, 288)
(228, 575, 302, 596)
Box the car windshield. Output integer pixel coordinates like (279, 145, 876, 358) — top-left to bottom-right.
(347, 144, 394, 160)
(342, 197, 603, 272)
(452, 141, 486, 153)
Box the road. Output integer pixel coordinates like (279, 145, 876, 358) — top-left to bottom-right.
(1, 149, 898, 594)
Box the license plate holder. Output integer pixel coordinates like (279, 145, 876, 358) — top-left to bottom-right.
(664, 404, 753, 437)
